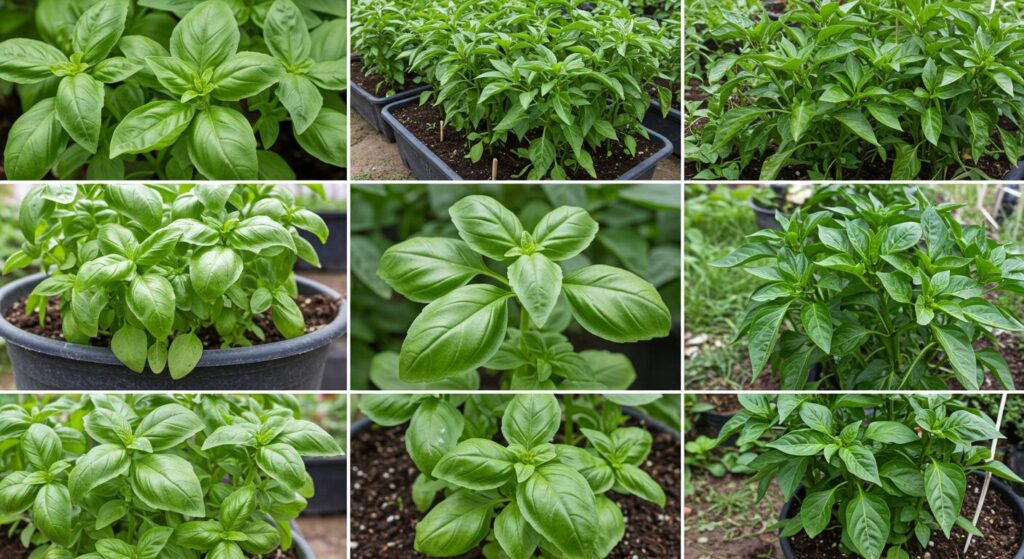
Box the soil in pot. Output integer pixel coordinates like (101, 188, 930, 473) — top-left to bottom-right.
(684, 472, 783, 559)
(4, 293, 340, 349)
(788, 476, 1022, 558)
(350, 419, 679, 558)
(352, 59, 421, 99)
(390, 100, 663, 180)
(0, 532, 30, 559)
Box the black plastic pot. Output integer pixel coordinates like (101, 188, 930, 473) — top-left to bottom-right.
(1006, 443, 1024, 497)
(293, 524, 317, 559)
(381, 96, 674, 181)
(302, 457, 347, 515)
(643, 99, 681, 157)
(1006, 160, 1024, 181)
(779, 474, 1024, 559)
(696, 410, 734, 441)
(0, 273, 348, 390)
(320, 341, 346, 391)
(296, 210, 347, 272)
(750, 185, 792, 230)
(350, 56, 430, 143)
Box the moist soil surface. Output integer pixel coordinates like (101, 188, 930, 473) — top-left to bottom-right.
(390, 101, 665, 180)
(350, 420, 680, 558)
(684, 472, 784, 559)
(352, 59, 422, 99)
(788, 476, 1022, 559)
(4, 293, 340, 349)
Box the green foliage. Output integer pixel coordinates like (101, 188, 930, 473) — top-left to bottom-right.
(712, 186, 1024, 390)
(358, 393, 668, 558)
(687, 0, 1024, 180)
(2, 185, 330, 379)
(0, 0, 346, 180)
(0, 393, 343, 558)
(373, 193, 671, 389)
(717, 394, 1021, 559)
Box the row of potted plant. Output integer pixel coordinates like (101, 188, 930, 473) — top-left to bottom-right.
(351, 0, 680, 180)
(0, 184, 347, 391)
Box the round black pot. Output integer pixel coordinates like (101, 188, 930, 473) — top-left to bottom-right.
(778, 474, 1024, 559)
(302, 456, 348, 515)
(296, 211, 347, 272)
(749, 185, 791, 230)
(0, 273, 348, 390)
(1007, 160, 1024, 181)
(1006, 442, 1024, 497)
(350, 55, 430, 143)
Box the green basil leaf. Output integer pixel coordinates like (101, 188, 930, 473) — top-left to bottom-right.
(378, 237, 486, 303)
(562, 265, 671, 343)
(76, 254, 134, 291)
(449, 195, 525, 260)
(73, 0, 129, 63)
(263, 0, 311, 67)
(110, 100, 195, 157)
(170, 0, 239, 71)
(173, 520, 222, 551)
(508, 253, 562, 327)
(111, 325, 149, 373)
(306, 59, 346, 90)
(433, 438, 516, 490)
(190, 246, 243, 300)
(219, 485, 257, 532)
(406, 398, 464, 475)
(133, 403, 203, 452)
(168, 332, 203, 379)
(211, 51, 285, 101)
(502, 394, 560, 450)
(23, 423, 62, 471)
(400, 284, 511, 382)
(531, 206, 599, 261)
(614, 463, 665, 507)
(128, 274, 176, 339)
(0, 39, 67, 83)
(357, 394, 420, 427)
(494, 501, 540, 559)
(516, 463, 597, 559)
(801, 488, 837, 538)
(4, 98, 68, 180)
(276, 74, 322, 134)
(92, 56, 143, 83)
(34, 483, 73, 547)
(414, 490, 495, 556)
(275, 419, 343, 457)
(136, 526, 173, 559)
(131, 453, 205, 516)
(256, 443, 308, 492)
(188, 106, 258, 179)
(228, 215, 296, 252)
(146, 56, 197, 98)
(295, 107, 346, 168)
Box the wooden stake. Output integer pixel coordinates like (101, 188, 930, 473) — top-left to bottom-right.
(491, 158, 498, 181)
(440, 121, 444, 143)
(964, 393, 1007, 554)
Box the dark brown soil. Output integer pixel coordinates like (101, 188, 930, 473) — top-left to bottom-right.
(4, 293, 340, 349)
(788, 476, 1022, 558)
(683, 472, 784, 559)
(390, 100, 662, 180)
(0, 533, 30, 559)
(350, 421, 680, 558)
(352, 58, 421, 98)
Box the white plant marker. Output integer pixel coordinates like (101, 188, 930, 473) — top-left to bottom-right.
(964, 393, 1007, 553)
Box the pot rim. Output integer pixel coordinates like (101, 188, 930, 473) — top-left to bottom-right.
(778, 472, 1024, 559)
(0, 273, 348, 368)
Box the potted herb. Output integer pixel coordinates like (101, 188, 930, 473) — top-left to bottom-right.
(0, 0, 346, 180)
(351, 393, 681, 558)
(300, 394, 348, 516)
(350, 0, 431, 142)
(0, 185, 347, 390)
(373, 193, 672, 390)
(716, 393, 1024, 559)
(712, 186, 1024, 390)
(0, 393, 344, 559)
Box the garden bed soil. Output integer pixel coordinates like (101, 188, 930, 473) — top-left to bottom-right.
(684, 472, 783, 559)
(0, 533, 30, 559)
(351, 59, 420, 99)
(788, 476, 1021, 559)
(350, 420, 679, 558)
(389, 100, 663, 180)
(4, 293, 340, 349)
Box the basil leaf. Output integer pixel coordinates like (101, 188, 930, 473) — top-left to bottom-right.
(168, 332, 203, 379)
(131, 453, 205, 517)
(133, 404, 204, 452)
(263, 0, 312, 67)
(146, 56, 197, 98)
(516, 463, 597, 559)
(400, 284, 511, 382)
(73, 0, 129, 63)
(111, 325, 149, 373)
(449, 195, 525, 260)
(0, 39, 67, 83)
(502, 394, 560, 450)
(110, 100, 195, 157)
(170, 0, 239, 71)
(92, 56, 143, 83)
(128, 274, 176, 339)
(357, 394, 420, 427)
(4, 98, 68, 180)
(415, 490, 495, 556)
(106, 184, 164, 232)
(295, 107, 346, 167)
(188, 106, 259, 179)
(23, 424, 62, 471)
(508, 253, 562, 327)
(531, 206, 599, 261)
(276, 74, 322, 134)
(495, 502, 540, 559)
(256, 443, 308, 492)
(562, 265, 671, 343)
(190, 246, 243, 300)
(34, 483, 73, 547)
(275, 419, 343, 456)
(406, 398, 464, 475)
(212, 52, 285, 101)
(433, 438, 517, 490)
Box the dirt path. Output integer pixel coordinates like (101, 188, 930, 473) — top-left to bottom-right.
(349, 113, 681, 180)
(296, 516, 347, 559)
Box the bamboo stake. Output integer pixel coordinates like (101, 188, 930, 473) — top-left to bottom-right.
(964, 393, 1007, 553)
(491, 158, 498, 181)
(440, 121, 444, 143)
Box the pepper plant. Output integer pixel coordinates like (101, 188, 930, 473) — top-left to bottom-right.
(0, 0, 346, 180)
(687, 0, 1024, 180)
(715, 394, 1023, 559)
(358, 393, 668, 559)
(712, 186, 1024, 390)
(0, 393, 343, 558)
(350, 0, 427, 96)
(1, 184, 331, 379)
(375, 193, 671, 389)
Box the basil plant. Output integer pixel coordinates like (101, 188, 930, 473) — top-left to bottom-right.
(712, 186, 1024, 390)
(2, 184, 331, 379)
(716, 394, 1022, 559)
(0, 393, 343, 558)
(0, 0, 345, 180)
(375, 194, 672, 390)
(359, 393, 668, 559)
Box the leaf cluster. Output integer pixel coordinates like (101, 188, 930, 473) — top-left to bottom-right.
(713, 186, 1024, 390)
(2, 184, 331, 379)
(358, 393, 667, 559)
(716, 393, 1022, 559)
(0, 393, 343, 559)
(0, 0, 346, 181)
